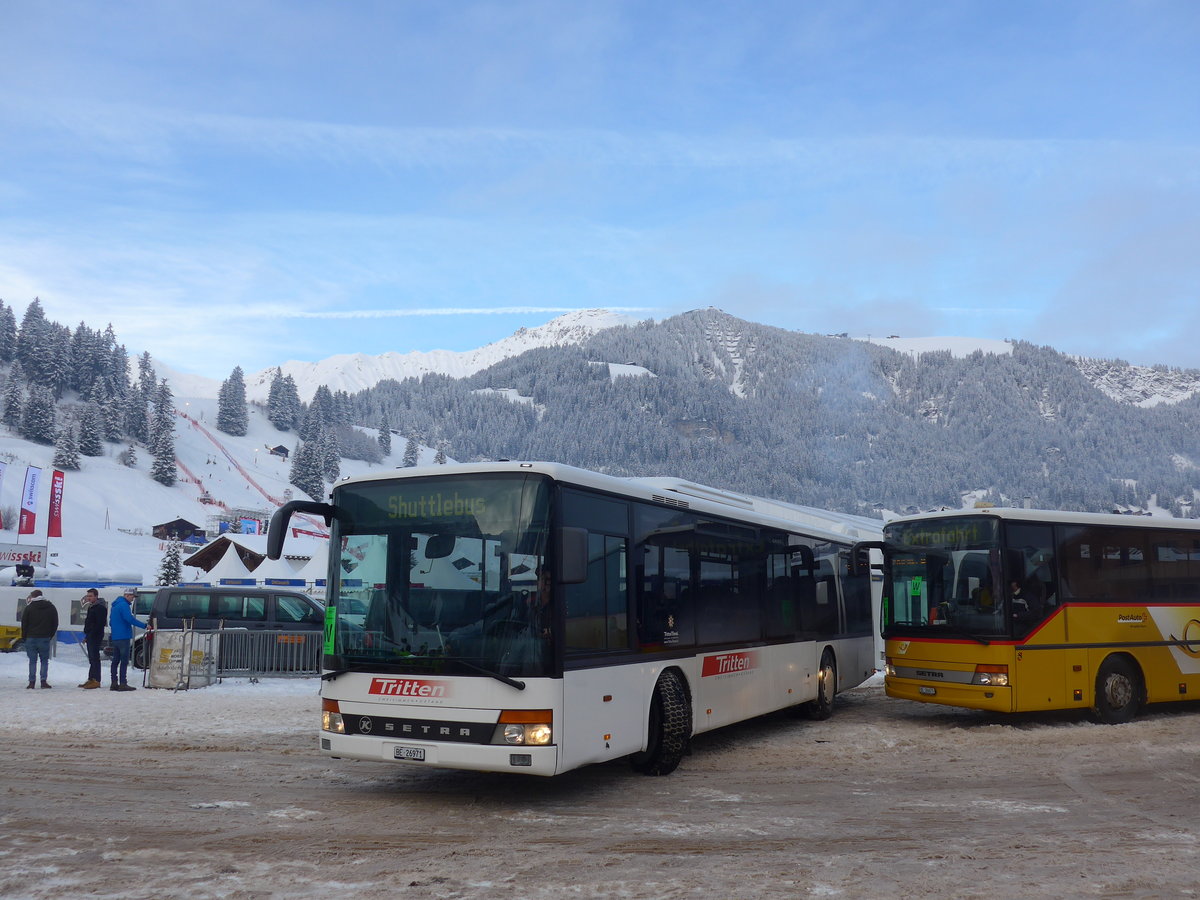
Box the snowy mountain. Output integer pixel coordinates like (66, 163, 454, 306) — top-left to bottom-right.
(241, 308, 643, 402)
(9, 305, 1200, 583)
(1069, 356, 1200, 408)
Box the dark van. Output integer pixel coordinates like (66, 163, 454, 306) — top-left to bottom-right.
(135, 587, 324, 668)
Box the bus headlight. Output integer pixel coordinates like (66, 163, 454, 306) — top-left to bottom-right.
(971, 665, 1009, 687)
(496, 710, 553, 746)
(322, 699, 345, 734)
(500, 723, 553, 745)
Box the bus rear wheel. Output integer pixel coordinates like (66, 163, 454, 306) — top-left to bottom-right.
(803, 651, 837, 720)
(1091, 656, 1141, 724)
(630, 669, 691, 776)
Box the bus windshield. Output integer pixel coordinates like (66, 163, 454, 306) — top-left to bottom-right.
(328, 473, 553, 679)
(883, 516, 1009, 640)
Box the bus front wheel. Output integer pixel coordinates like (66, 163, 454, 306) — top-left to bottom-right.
(803, 651, 837, 720)
(1091, 656, 1141, 724)
(630, 669, 691, 776)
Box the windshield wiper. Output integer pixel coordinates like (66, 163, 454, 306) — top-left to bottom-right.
(935, 626, 991, 646)
(321, 667, 353, 681)
(884, 622, 991, 645)
(445, 657, 526, 691)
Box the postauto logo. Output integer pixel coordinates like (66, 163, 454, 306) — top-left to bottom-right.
(368, 677, 452, 700)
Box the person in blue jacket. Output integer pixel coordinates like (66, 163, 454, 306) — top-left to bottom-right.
(109, 587, 148, 691)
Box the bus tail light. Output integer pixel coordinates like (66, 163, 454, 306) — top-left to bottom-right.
(495, 709, 553, 746)
(322, 698, 345, 734)
(972, 665, 1009, 687)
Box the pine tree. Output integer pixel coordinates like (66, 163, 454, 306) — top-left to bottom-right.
(377, 416, 392, 455)
(20, 385, 57, 444)
(16, 298, 50, 385)
(77, 404, 104, 456)
(403, 436, 420, 467)
(217, 366, 248, 436)
(266, 370, 303, 432)
(319, 428, 341, 481)
(2, 362, 24, 428)
(151, 378, 174, 448)
(92, 379, 124, 442)
(124, 389, 150, 444)
(150, 401, 177, 486)
(52, 424, 81, 470)
(157, 539, 183, 586)
(120, 443, 138, 467)
(137, 351, 156, 397)
(0, 301, 16, 363)
(289, 441, 326, 500)
(434, 440, 449, 464)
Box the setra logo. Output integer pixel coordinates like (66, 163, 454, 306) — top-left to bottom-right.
(701, 651, 760, 677)
(369, 677, 451, 699)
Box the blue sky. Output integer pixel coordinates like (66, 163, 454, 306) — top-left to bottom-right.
(1, 0, 1198, 379)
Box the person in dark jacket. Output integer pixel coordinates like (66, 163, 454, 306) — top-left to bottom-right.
(20, 589, 58, 689)
(78, 588, 107, 689)
(108, 587, 148, 691)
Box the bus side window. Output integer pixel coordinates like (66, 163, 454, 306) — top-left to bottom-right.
(565, 534, 628, 652)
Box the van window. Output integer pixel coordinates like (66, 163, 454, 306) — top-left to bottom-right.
(215, 594, 267, 622)
(166, 593, 212, 618)
(275, 595, 322, 625)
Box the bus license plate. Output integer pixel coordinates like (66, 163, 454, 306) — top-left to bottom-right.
(393, 745, 426, 761)
(919, 686, 937, 696)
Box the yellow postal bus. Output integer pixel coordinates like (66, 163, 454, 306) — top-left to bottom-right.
(860, 507, 1200, 723)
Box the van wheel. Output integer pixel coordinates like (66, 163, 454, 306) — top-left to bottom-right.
(133, 638, 148, 670)
(630, 669, 691, 776)
(1091, 656, 1141, 724)
(803, 651, 837, 720)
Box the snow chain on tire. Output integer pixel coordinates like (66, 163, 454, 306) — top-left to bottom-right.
(632, 669, 692, 776)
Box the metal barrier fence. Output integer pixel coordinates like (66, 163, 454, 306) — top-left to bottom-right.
(146, 628, 321, 689)
(214, 629, 322, 679)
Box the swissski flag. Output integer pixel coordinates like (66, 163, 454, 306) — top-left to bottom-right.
(48, 469, 65, 538)
(18, 465, 41, 535)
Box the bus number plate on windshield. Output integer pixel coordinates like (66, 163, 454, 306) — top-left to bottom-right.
(393, 745, 426, 761)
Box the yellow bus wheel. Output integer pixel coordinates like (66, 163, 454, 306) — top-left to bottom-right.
(1091, 656, 1142, 725)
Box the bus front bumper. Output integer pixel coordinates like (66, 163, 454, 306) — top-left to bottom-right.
(885, 676, 1014, 713)
(319, 732, 560, 776)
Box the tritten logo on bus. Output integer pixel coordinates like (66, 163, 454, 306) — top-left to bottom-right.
(369, 677, 450, 700)
(702, 651, 760, 677)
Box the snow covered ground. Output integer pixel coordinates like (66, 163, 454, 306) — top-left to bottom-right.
(3, 650, 1199, 899)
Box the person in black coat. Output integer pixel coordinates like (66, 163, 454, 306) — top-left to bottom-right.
(78, 588, 107, 689)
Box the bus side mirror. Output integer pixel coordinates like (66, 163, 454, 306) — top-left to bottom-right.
(849, 541, 885, 576)
(424, 534, 456, 559)
(267, 500, 339, 560)
(558, 527, 589, 585)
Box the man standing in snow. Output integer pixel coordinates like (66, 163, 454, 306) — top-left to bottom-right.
(108, 587, 147, 691)
(78, 588, 107, 689)
(20, 589, 58, 689)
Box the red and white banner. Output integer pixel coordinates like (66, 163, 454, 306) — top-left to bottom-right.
(47, 469, 65, 538)
(0, 461, 6, 529)
(18, 466, 41, 536)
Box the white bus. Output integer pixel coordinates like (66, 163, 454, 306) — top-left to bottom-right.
(267, 462, 881, 776)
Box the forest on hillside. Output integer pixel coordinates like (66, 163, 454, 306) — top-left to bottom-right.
(8, 298, 1200, 519)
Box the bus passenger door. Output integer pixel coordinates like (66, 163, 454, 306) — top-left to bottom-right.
(1013, 614, 1068, 711)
